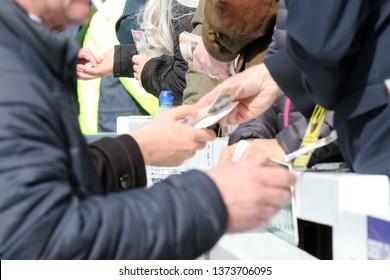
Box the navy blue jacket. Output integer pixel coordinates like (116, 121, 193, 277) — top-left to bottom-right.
(116, 0, 146, 44)
(231, 0, 341, 166)
(264, 0, 390, 175)
(0, 0, 226, 259)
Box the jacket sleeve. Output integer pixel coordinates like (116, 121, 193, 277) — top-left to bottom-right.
(113, 44, 138, 78)
(284, 0, 369, 109)
(264, 48, 315, 118)
(141, 50, 188, 105)
(89, 135, 147, 192)
(0, 70, 227, 259)
(228, 102, 279, 145)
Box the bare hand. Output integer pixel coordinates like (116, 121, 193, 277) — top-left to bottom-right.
(207, 156, 295, 232)
(77, 49, 114, 80)
(197, 64, 282, 125)
(130, 105, 216, 166)
(132, 54, 150, 85)
(77, 48, 98, 67)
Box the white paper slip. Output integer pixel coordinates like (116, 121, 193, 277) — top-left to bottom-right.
(131, 29, 147, 55)
(183, 86, 238, 128)
(194, 102, 238, 129)
(285, 130, 338, 162)
(179, 31, 201, 63)
(232, 140, 251, 161)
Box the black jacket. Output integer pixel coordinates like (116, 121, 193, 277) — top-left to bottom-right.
(0, 0, 227, 259)
(265, 0, 287, 57)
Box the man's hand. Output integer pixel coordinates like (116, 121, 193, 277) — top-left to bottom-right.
(77, 48, 98, 67)
(198, 64, 282, 125)
(130, 105, 216, 166)
(207, 156, 295, 232)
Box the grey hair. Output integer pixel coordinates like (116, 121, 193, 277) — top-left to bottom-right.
(176, 0, 199, 8)
(137, 0, 199, 57)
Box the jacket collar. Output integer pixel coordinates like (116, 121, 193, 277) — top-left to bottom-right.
(0, 0, 81, 85)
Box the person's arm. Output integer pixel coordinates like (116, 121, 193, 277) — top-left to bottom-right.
(89, 135, 147, 193)
(0, 66, 226, 259)
(140, 53, 187, 105)
(76, 44, 138, 80)
(89, 105, 217, 193)
(284, 0, 369, 109)
(264, 48, 314, 118)
(1, 70, 294, 259)
(228, 102, 279, 145)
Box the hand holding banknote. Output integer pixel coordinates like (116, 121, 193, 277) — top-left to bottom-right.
(197, 63, 282, 125)
(183, 86, 239, 128)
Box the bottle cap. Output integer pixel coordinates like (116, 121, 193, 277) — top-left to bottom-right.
(159, 90, 174, 105)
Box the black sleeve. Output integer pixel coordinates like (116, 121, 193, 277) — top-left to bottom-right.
(141, 45, 188, 105)
(228, 102, 279, 145)
(89, 135, 147, 192)
(113, 44, 138, 78)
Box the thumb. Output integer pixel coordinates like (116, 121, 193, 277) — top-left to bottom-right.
(96, 55, 104, 64)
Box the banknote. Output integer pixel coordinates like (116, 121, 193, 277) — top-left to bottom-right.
(179, 31, 201, 63)
(183, 86, 238, 128)
(131, 29, 147, 55)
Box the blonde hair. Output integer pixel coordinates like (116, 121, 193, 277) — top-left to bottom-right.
(138, 0, 199, 57)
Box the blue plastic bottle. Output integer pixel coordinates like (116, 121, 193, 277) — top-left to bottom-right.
(153, 90, 174, 117)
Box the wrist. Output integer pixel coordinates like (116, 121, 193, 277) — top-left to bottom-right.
(130, 130, 152, 165)
(258, 64, 282, 97)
